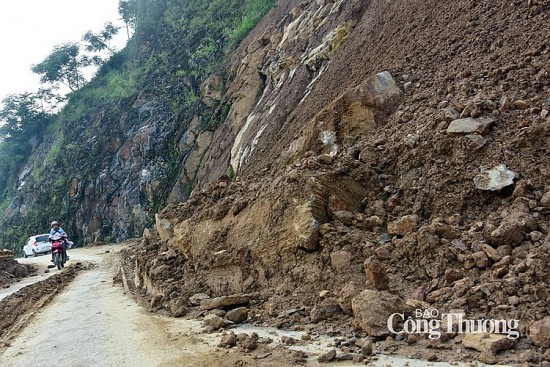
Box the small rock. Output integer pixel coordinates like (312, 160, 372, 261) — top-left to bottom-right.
(330, 250, 352, 271)
(203, 314, 226, 330)
(459, 102, 475, 118)
(474, 164, 515, 191)
(238, 333, 258, 351)
(318, 349, 337, 363)
(318, 154, 333, 165)
(427, 353, 438, 362)
(281, 336, 298, 345)
(444, 107, 460, 122)
(530, 317, 550, 347)
(333, 211, 355, 226)
(219, 332, 237, 348)
(374, 245, 392, 259)
(520, 350, 544, 363)
(189, 293, 210, 306)
(491, 211, 536, 246)
(319, 290, 330, 298)
(226, 307, 249, 324)
(353, 354, 365, 362)
(200, 294, 250, 310)
(387, 215, 418, 236)
(479, 350, 497, 364)
(336, 353, 354, 361)
(530, 231, 543, 242)
(301, 334, 312, 341)
(447, 117, 493, 135)
(337, 282, 360, 315)
(210, 309, 226, 317)
(169, 298, 188, 318)
(403, 82, 413, 93)
(482, 244, 502, 261)
(407, 334, 418, 345)
(352, 290, 409, 337)
(465, 133, 487, 150)
(508, 296, 520, 306)
(499, 96, 512, 112)
(541, 191, 550, 207)
(310, 299, 342, 322)
(462, 333, 516, 353)
(544, 348, 550, 361)
(514, 100, 529, 110)
(361, 340, 373, 356)
(471, 251, 490, 268)
(541, 109, 549, 118)
(364, 256, 390, 291)
(431, 220, 460, 239)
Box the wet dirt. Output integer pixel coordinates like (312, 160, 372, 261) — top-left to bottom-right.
(0, 244, 510, 367)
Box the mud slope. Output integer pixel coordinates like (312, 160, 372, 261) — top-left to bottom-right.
(122, 0, 549, 365)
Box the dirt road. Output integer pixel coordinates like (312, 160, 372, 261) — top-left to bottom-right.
(0, 245, 506, 367)
(0, 245, 228, 367)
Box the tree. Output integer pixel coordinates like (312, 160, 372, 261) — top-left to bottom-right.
(118, 0, 137, 39)
(0, 93, 52, 201)
(0, 93, 50, 140)
(31, 43, 86, 92)
(82, 22, 121, 55)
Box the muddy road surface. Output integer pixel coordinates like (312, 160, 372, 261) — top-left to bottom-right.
(0, 244, 237, 367)
(0, 245, 507, 367)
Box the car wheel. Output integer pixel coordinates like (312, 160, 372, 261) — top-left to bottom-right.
(23, 252, 28, 258)
(32, 249, 37, 257)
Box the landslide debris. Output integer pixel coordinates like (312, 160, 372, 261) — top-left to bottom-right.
(0, 250, 36, 288)
(0, 263, 88, 344)
(119, 0, 550, 365)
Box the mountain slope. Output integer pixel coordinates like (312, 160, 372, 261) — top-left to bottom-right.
(122, 0, 548, 363)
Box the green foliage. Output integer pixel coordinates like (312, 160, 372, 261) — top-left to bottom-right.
(226, 165, 235, 180)
(31, 43, 87, 91)
(82, 22, 121, 55)
(119, 0, 137, 36)
(228, 0, 275, 47)
(0, 92, 52, 202)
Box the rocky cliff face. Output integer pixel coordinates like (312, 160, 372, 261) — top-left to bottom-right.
(2, 92, 218, 243)
(119, 0, 550, 363)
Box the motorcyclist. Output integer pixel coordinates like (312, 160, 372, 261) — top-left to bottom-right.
(49, 221, 69, 262)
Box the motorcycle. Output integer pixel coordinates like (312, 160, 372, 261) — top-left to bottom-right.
(50, 232, 68, 270)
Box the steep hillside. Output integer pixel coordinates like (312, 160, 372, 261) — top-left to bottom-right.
(120, 0, 549, 364)
(0, 0, 275, 249)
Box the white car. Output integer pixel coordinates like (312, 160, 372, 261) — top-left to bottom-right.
(22, 234, 52, 258)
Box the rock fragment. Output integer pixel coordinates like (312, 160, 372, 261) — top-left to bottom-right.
(462, 333, 516, 353)
(474, 164, 515, 191)
(200, 294, 250, 310)
(446, 117, 493, 135)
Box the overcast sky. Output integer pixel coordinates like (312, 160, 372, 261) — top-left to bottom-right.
(0, 0, 126, 103)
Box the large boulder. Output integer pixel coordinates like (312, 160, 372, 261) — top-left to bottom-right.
(351, 290, 409, 337)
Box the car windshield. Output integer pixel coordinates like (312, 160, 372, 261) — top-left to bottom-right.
(36, 235, 50, 242)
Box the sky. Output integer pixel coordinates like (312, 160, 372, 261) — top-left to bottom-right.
(0, 0, 127, 103)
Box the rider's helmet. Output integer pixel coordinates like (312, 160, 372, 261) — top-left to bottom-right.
(51, 221, 59, 227)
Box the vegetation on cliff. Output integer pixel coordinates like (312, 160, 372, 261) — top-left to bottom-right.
(0, 0, 275, 252)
